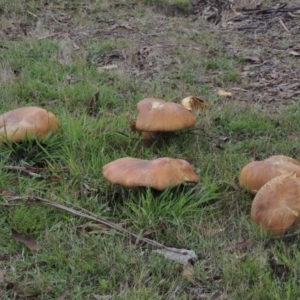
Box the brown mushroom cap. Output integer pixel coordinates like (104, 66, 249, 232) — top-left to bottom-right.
(239, 155, 300, 194)
(102, 157, 199, 191)
(135, 98, 196, 132)
(264, 155, 300, 166)
(0, 107, 60, 142)
(251, 172, 300, 236)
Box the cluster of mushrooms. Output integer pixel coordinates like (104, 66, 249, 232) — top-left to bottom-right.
(103, 97, 204, 191)
(239, 155, 300, 236)
(3, 101, 300, 237)
(0, 97, 202, 192)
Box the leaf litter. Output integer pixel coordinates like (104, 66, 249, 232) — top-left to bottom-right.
(11, 229, 40, 252)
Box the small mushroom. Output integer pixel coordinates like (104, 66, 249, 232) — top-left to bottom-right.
(239, 155, 300, 194)
(102, 157, 199, 191)
(0, 107, 60, 142)
(251, 172, 300, 236)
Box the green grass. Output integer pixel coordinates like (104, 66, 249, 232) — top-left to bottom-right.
(0, 0, 300, 299)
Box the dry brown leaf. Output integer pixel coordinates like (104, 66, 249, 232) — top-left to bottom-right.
(1, 189, 16, 197)
(181, 96, 208, 111)
(44, 285, 53, 292)
(56, 288, 69, 300)
(222, 239, 252, 252)
(182, 262, 196, 284)
(12, 229, 40, 252)
(198, 226, 226, 237)
(217, 90, 232, 97)
(97, 65, 118, 71)
(287, 134, 298, 141)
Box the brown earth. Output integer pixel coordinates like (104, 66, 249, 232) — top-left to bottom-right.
(1, 1, 300, 111)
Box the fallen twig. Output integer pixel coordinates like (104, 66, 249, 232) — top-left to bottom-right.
(26, 10, 38, 18)
(2, 166, 69, 180)
(275, 17, 290, 33)
(4, 195, 176, 250)
(240, 4, 300, 15)
(269, 231, 300, 240)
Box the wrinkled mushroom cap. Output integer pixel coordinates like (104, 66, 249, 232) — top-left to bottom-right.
(102, 157, 199, 191)
(251, 172, 300, 236)
(0, 107, 60, 142)
(135, 98, 196, 132)
(239, 155, 300, 194)
(264, 155, 300, 167)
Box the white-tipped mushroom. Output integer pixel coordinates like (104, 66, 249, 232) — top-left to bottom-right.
(135, 98, 196, 132)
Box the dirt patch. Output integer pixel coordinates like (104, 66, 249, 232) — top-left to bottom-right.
(152, 4, 190, 17)
(1, 1, 299, 111)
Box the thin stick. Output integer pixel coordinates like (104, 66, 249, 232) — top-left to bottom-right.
(270, 231, 300, 240)
(26, 10, 38, 18)
(2, 166, 69, 179)
(4, 167, 45, 178)
(7, 196, 169, 249)
(275, 17, 290, 33)
(2, 165, 69, 173)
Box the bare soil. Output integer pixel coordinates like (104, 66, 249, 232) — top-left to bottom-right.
(1, 1, 299, 110)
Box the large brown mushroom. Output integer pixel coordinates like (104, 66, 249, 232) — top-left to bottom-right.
(239, 155, 300, 194)
(135, 98, 196, 132)
(0, 107, 60, 142)
(130, 98, 196, 147)
(251, 172, 300, 236)
(102, 157, 199, 191)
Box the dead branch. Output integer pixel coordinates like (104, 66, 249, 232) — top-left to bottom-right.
(240, 4, 300, 15)
(269, 231, 300, 240)
(4, 195, 181, 251)
(2, 166, 69, 179)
